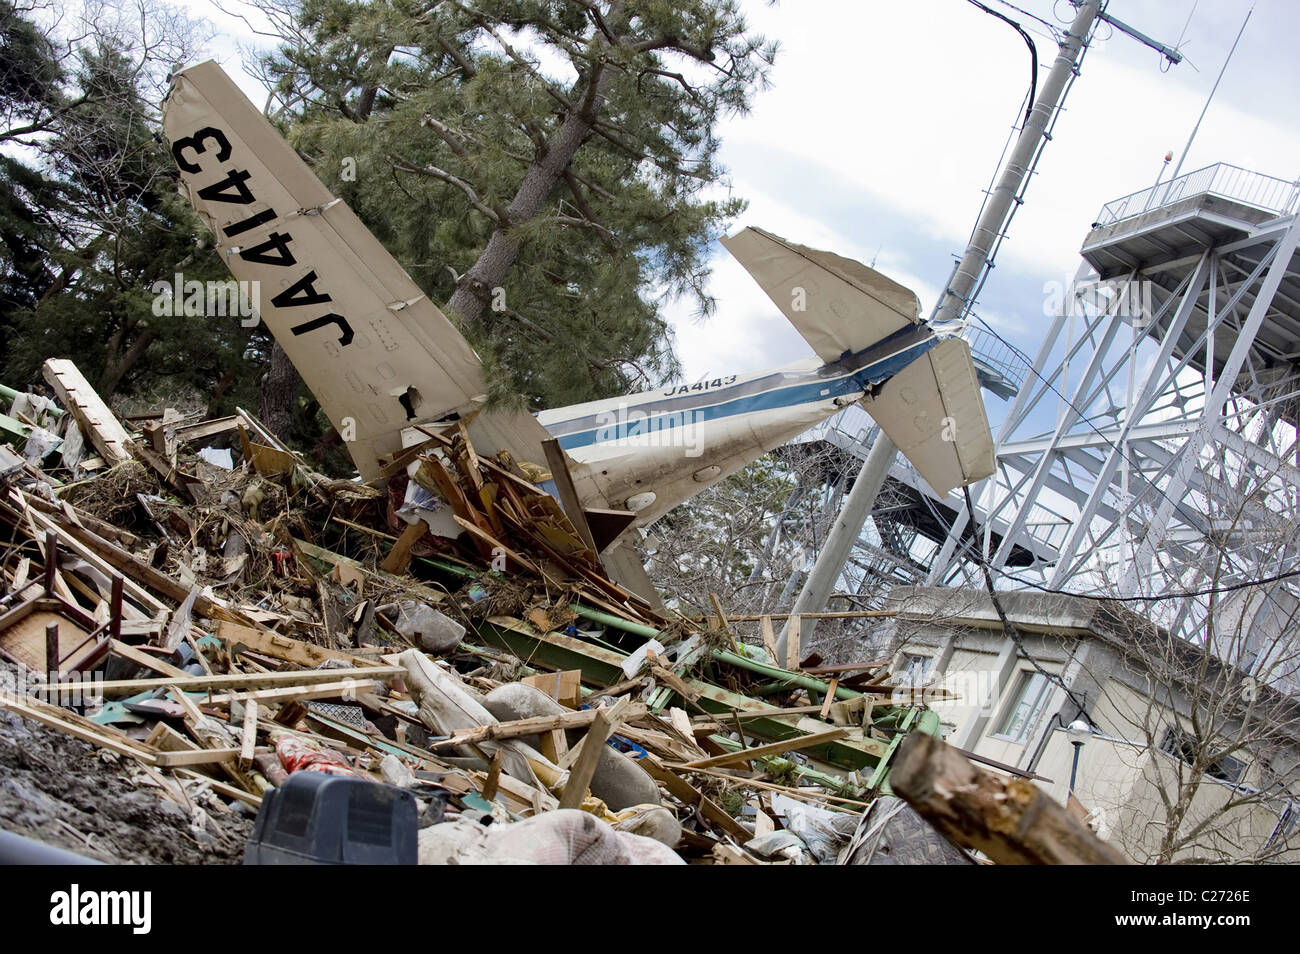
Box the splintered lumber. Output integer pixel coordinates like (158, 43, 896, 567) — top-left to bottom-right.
(433, 704, 647, 748)
(819, 678, 839, 720)
(155, 747, 244, 768)
(41, 359, 134, 464)
(217, 620, 383, 669)
(205, 679, 384, 707)
(786, 614, 801, 671)
(481, 749, 504, 802)
(381, 517, 428, 575)
(679, 727, 849, 770)
(889, 732, 1130, 865)
(109, 639, 189, 680)
(760, 615, 778, 662)
(174, 768, 262, 808)
(34, 665, 402, 698)
(240, 700, 258, 767)
(641, 754, 752, 843)
(541, 437, 598, 552)
(558, 707, 615, 809)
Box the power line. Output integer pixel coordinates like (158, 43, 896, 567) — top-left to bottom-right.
(993, 560, 1300, 604)
(965, 0, 1039, 130)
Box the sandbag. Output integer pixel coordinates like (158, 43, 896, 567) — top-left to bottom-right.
(417, 811, 684, 865)
(398, 649, 553, 788)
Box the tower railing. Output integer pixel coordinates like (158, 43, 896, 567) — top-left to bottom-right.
(1096, 163, 1300, 228)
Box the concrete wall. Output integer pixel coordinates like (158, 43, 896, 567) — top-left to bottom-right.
(885, 585, 1300, 863)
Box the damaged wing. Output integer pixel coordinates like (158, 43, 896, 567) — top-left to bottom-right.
(161, 60, 488, 480)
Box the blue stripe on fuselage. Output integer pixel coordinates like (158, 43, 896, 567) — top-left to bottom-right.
(551, 329, 937, 451)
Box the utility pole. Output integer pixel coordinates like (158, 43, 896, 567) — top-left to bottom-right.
(776, 0, 1103, 661)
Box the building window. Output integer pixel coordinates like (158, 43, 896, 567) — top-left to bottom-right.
(1267, 802, 1298, 851)
(992, 671, 1053, 744)
(900, 653, 932, 686)
(1158, 727, 1245, 783)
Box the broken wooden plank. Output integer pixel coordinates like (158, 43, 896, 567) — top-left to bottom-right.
(240, 700, 258, 768)
(380, 518, 428, 575)
(819, 678, 839, 720)
(640, 753, 751, 843)
(558, 707, 615, 810)
(109, 639, 189, 679)
(760, 615, 778, 662)
(541, 437, 598, 552)
(889, 731, 1130, 865)
(155, 747, 244, 768)
(679, 727, 849, 770)
(173, 768, 263, 808)
(33, 666, 402, 698)
(41, 359, 134, 464)
(205, 679, 384, 707)
(433, 704, 647, 748)
(216, 621, 382, 669)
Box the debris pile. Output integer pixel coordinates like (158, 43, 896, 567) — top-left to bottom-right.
(0, 358, 946, 865)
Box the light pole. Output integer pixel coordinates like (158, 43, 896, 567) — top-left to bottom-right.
(1067, 719, 1091, 798)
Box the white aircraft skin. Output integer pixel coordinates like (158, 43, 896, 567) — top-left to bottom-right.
(542, 326, 939, 528)
(160, 61, 992, 553)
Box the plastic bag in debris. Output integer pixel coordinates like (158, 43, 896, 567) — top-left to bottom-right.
(275, 733, 368, 779)
(396, 479, 461, 538)
(417, 810, 684, 865)
(620, 638, 666, 679)
(386, 600, 464, 654)
(10, 391, 60, 427)
(770, 793, 860, 864)
(745, 829, 812, 864)
(197, 446, 234, 469)
(22, 426, 60, 462)
(397, 479, 441, 522)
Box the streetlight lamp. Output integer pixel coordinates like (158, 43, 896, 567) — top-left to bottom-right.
(1067, 719, 1091, 798)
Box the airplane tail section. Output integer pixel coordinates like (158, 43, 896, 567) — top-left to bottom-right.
(720, 226, 922, 363)
(860, 337, 995, 496)
(723, 226, 994, 495)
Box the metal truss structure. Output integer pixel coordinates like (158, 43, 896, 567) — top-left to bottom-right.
(922, 163, 1300, 652)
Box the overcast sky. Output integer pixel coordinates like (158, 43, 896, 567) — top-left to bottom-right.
(182, 0, 1298, 420)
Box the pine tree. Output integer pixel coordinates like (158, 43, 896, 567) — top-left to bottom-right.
(261, 0, 775, 408)
(1, 17, 267, 417)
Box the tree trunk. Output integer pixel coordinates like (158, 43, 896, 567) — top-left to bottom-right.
(99, 326, 155, 397)
(446, 11, 625, 324)
(260, 341, 300, 441)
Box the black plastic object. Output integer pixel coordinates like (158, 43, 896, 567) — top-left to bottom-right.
(0, 828, 103, 865)
(243, 772, 417, 865)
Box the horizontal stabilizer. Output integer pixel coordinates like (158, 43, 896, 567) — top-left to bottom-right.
(861, 337, 995, 496)
(720, 227, 922, 363)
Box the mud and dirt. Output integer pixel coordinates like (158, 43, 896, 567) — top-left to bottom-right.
(0, 669, 252, 864)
